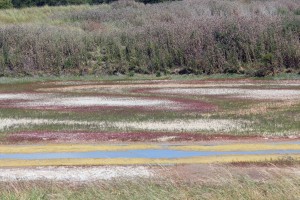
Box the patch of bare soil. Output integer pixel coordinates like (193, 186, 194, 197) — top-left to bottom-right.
(0, 118, 106, 131)
(0, 166, 152, 182)
(156, 88, 300, 100)
(0, 118, 247, 133)
(1, 164, 299, 183)
(39, 79, 300, 93)
(114, 119, 249, 132)
(0, 92, 216, 112)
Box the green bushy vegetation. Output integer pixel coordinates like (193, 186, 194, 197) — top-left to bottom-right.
(0, 0, 300, 77)
(8, 0, 174, 8)
(0, 0, 12, 9)
(11, 0, 111, 8)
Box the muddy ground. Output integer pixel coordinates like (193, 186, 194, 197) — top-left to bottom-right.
(0, 77, 299, 182)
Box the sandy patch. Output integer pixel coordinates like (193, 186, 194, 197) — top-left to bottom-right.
(223, 101, 299, 116)
(156, 88, 300, 100)
(19, 96, 175, 108)
(0, 166, 152, 182)
(156, 136, 178, 142)
(0, 93, 50, 100)
(52, 81, 100, 86)
(38, 80, 300, 93)
(0, 118, 106, 131)
(115, 119, 249, 132)
(0, 118, 247, 133)
(0, 93, 214, 111)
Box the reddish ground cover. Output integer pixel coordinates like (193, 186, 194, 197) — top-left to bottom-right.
(6, 131, 266, 143)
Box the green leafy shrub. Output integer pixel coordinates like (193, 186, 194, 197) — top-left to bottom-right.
(128, 70, 135, 77)
(294, 9, 300, 15)
(10, 0, 173, 8)
(261, 53, 274, 67)
(0, 0, 12, 9)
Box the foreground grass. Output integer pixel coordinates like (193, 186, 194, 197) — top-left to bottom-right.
(1, 175, 299, 200)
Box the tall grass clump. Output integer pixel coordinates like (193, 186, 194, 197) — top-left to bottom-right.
(0, 0, 300, 76)
(0, 174, 299, 199)
(0, 25, 97, 76)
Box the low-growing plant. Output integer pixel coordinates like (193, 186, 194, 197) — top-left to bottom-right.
(128, 70, 135, 77)
(156, 71, 161, 77)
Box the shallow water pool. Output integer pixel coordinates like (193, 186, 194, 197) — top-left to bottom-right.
(0, 149, 299, 160)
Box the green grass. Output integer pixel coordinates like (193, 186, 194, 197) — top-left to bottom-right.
(0, 73, 299, 84)
(0, 5, 92, 24)
(0, 74, 172, 84)
(0, 175, 299, 200)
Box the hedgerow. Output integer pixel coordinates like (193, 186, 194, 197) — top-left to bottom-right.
(0, 0, 300, 76)
(9, 0, 174, 8)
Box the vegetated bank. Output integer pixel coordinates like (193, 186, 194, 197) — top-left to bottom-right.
(1, 0, 174, 9)
(0, 0, 300, 77)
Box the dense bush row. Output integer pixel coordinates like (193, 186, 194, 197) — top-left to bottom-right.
(10, 0, 113, 8)
(0, 0, 174, 9)
(0, 0, 13, 9)
(0, 0, 300, 76)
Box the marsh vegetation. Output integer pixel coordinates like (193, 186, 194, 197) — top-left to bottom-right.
(0, 0, 300, 76)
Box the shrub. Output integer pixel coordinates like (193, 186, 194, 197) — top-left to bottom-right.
(1, 0, 300, 76)
(261, 53, 274, 67)
(10, 0, 173, 8)
(294, 9, 300, 15)
(0, 0, 12, 9)
(284, 18, 300, 35)
(128, 70, 135, 76)
(0, 25, 94, 76)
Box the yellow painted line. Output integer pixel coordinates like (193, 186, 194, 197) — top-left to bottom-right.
(0, 155, 299, 167)
(170, 144, 300, 152)
(0, 144, 161, 154)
